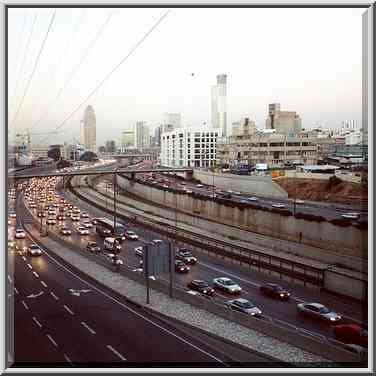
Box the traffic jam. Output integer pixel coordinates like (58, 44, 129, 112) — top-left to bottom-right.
(8, 176, 368, 354)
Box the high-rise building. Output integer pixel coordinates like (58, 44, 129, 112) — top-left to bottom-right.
(105, 140, 116, 153)
(153, 125, 162, 147)
(211, 74, 227, 136)
(162, 113, 181, 132)
(135, 121, 150, 150)
(82, 105, 97, 153)
(265, 103, 301, 134)
(121, 130, 135, 151)
(232, 116, 256, 137)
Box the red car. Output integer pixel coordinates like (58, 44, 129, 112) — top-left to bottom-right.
(334, 324, 368, 347)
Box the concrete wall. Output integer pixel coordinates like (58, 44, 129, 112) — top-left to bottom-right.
(191, 169, 288, 198)
(281, 171, 362, 183)
(116, 175, 367, 270)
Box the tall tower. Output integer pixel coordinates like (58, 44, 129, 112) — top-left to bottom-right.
(211, 74, 227, 136)
(83, 105, 97, 153)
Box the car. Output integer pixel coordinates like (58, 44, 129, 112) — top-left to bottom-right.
(60, 227, 71, 236)
(259, 283, 290, 300)
(77, 226, 89, 235)
(37, 212, 46, 218)
(46, 218, 56, 225)
(86, 241, 101, 253)
(196, 184, 204, 188)
(15, 229, 26, 239)
(8, 219, 11, 226)
(184, 189, 193, 194)
(272, 203, 286, 209)
(103, 237, 122, 253)
(103, 253, 124, 266)
(27, 244, 42, 256)
(297, 303, 342, 323)
(57, 215, 66, 221)
(333, 324, 368, 347)
(8, 240, 15, 250)
(221, 192, 232, 199)
(29, 203, 37, 208)
(175, 260, 190, 273)
(295, 199, 305, 204)
(91, 218, 98, 225)
(134, 246, 143, 257)
(247, 196, 258, 202)
(187, 280, 215, 296)
(82, 221, 93, 229)
(225, 298, 262, 317)
(342, 212, 360, 220)
(176, 249, 198, 264)
(80, 212, 89, 218)
(151, 239, 163, 246)
(9, 213, 17, 219)
(71, 215, 80, 222)
(124, 230, 139, 240)
(213, 277, 242, 294)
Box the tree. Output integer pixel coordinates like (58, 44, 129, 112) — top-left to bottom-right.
(79, 151, 98, 162)
(48, 147, 61, 161)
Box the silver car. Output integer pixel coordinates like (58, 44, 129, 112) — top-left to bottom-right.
(297, 302, 342, 323)
(213, 277, 242, 294)
(226, 298, 262, 317)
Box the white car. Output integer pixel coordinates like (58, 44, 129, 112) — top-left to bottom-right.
(295, 199, 305, 204)
(272, 203, 286, 209)
(77, 226, 89, 235)
(342, 212, 360, 220)
(46, 218, 56, 225)
(213, 277, 242, 294)
(225, 298, 262, 317)
(9, 213, 17, 219)
(196, 184, 204, 188)
(124, 230, 139, 240)
(80, 212, 89, 218)
(82, 221, 93, 229)
(134, 246, 143, 257)
(15, 229, 26, 239)
(60, 227, 72, 236)
(28, 244, 42, 256)
(247, 196, 258, 202)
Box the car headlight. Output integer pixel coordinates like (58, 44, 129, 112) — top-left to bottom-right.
(250, 312, 255, 316)
(203, 290, 207, 293)
(187, 267, 190, 271)
(330, 317, 336, 321)
(280, 294, 284, 297)
(180, 268, 184, 271)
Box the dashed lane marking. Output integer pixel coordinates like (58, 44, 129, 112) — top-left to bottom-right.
(14, 287, 19, 295)
(8, 275, 12, 283)
(33, 271, 39, 278)
(50, 291, 59, 300)
(81, 321, 96, 335)
(27, 264, 32, 270)
(63, 305, 74, 315)
(22, 256, 26, 261)
(32, 316, 42, 328)
(64, 353, 72, 364)
(22, 301, 29, 310)
(41, 281, 48, 288)
(106, 345, 127, 361)
(46, 334, 58, 347)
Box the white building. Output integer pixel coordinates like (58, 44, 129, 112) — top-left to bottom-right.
(135, 121, 150, 150)
(162, 113, 181, 132)
(82, 105, 97, 153)
(211, 74, 227, 137)
(265, 103, 302, 134)
(161, 127, 222, 168)
(31, 144, 49, 159)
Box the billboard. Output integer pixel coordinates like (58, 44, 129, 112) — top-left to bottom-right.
(255, 163, 268, 171)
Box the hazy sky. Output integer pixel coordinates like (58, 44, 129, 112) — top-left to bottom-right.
(8, 6, 364, 146)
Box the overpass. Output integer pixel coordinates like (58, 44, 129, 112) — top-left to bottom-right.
(8, 167, 194, 181)
(99, 153, 155, 166)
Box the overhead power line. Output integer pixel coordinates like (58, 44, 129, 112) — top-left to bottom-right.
(40, 9, 171, 146)
(29, 11, 113, 134)
(9, 13, 37, 117)
(10, 10, 57, 130)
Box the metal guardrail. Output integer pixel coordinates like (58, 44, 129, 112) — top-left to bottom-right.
(73, 176, 325, 287)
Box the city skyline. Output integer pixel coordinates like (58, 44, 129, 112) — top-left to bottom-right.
(8, 7, 364, 146)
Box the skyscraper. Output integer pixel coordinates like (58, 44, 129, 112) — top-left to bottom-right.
(82, 105, 97, 153)
(162, 113, 181, 132)
(121, 130, 135, 151)
(211, 74, 227, 137)
(135, 121, 150, 150)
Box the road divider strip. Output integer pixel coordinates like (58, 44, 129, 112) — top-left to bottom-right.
(50, 291, 59, 300)
(22, 301, 29, 310)
(32, 316, 42, 328)
(27, 264, 32, 270)
(106, 345, 127, 361)
(63, 305, 75, 315)
(46, 334, 58, 347)
(33, 271, 39, 278)
(81, 321, 96, 335)
(41, 281, 48, 288)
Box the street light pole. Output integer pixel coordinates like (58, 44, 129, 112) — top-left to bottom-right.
(113, 170, 117, 232)
(145, 244, 150, 304)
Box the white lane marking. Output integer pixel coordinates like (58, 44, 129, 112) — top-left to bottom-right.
(64, 353, 72, 364)
(46, 334, 58, 347)
(14, 287, 19, 295)
(22, 301, 29, 310)
(27, 263, 32, 270)
(50, 291, 59, 300)
(106, 345, 127, 361)
(40, 281, 48, 288)
(22, 256, 26, 261)
(81, 321, 96, 335)
(33, 271, 39, 278)
(8, 275, 12, 283)
(63, 305, 74, 316)
(40, 246, 226, 364)
(32, 316, 42, 328)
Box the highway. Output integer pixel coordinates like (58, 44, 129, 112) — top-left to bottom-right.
(21, 174, 366, 347)
(8, 200, 279, 367)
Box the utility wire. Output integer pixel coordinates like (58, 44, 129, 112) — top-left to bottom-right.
(39, 9, 171, 146)
(29, 11, 113, 134)
(29, 9, 86, 134)
(9, 13, 37, 118)
(10, 10, 57, 130)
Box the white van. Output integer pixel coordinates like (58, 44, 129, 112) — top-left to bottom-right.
(103, 237, 122, 253)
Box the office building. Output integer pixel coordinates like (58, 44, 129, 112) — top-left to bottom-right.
(121, 129, 135, 151)
(265, 103, 302, 134)
(30, 144, 49, 159)
(162, 113, 181, 132)
(232, 116, 256, 137)
(161, 127, 222, 168)
(135, 121, 150, 150)
(105, 140, 116, 153)
(211, 74, 227, 136)
(82, 105, 97, 153)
